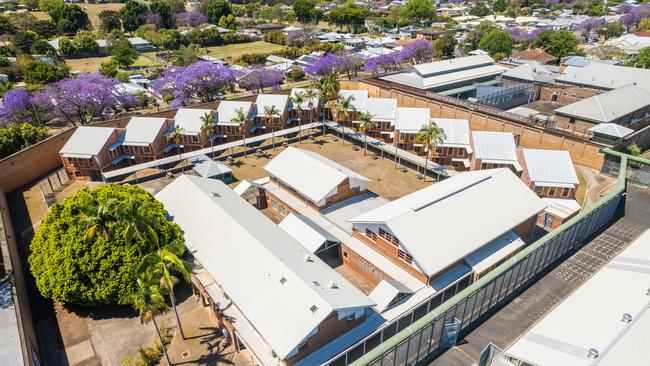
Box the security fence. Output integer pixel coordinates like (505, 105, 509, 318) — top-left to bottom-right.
(329, 149, 647, 366)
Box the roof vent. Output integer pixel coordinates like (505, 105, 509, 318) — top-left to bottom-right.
(327, 281, 338, 289)
(646, 288, 650, 296)
(621, 313, 632, 323)
(310, 305, 318, 313)
(279, 277, 287, 285)
(211, 192, 221, 198)
(587, 348, 599, 359)
(303, 254, 313, 262)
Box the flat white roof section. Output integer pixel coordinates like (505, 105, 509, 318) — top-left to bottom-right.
(123, 117, 167, 146)
(255, 94, 289, 115)
(279, 213, 339, 253)
(215, 101, 253, 125)
(173, 108, 213, 135)
(156, 175, 374, 360)
(350, 169, 546, 276)
(472, 131, 520, 170)
(411, 55, 497, 77)
(505, 229, 650, 366)
(522, 149, 579, 187)
(263, 147, 372, 205)
(554, 84, 650, 124)
(365, 98, 397, 123)
(60, 126, 117, 159)
(542, 197, 582, 220)
(432, 118, 472, 153)
(394, 107, 431, 133)
(338, 90, 369, 112)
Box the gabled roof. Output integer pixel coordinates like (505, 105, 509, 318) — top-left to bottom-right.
(255, 94, 289, 114)
(555, 63, 650, 92)
(289, 88, 320, 111)
(472, 131, 518, 163)
(432, 118, 471, 151)
(366, 98, 397, 123)
(215, 101, 253, 125)
(394, 107, 430, 133)
(502, 62, 556, 83)
(156, 175, 374, 360)
(187, 154, 231, 178)
(554, 84, 650, 124)
(369, 279, 413, 313)
(350, 169, 546, 276)
(514, 48, 557, 64)
(522, 149, 579, 187)
(279, 213, 338, 253)
(263, 147, 372, 204)
(338, 90, 369, 112)
(59, 126, 117, 159)
(123, 117, 168, 146)
(588, 123, 634, 138)
(173, 108, 213, 135)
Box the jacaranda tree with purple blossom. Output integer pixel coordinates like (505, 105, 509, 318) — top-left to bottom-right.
(238, 67, 285, 94)
(153, 61, 236, 107)
(617, 3, 632, 14)
(364, 53, 401, 74)
(33, 73, 140, 126)
(399, 38, 434, 64)
(579, 17, 605, 39)
(505, 27, 531, 42)
(0, 89, 44, 125)
(304, 52, 343, 77)
(178, 12, 207, 27)
(620, 5, 650, 31)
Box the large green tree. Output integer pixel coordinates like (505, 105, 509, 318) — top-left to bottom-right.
(627, 47, 650, 69)
(293, 0, 316, 23)
(478, 29, 513, 56)
(24, 60, 69, 85)
(111, 38, 139, 68)
(401, 0, 436, 23)
(205, 0, 232, 24)
(120, 0, 147, 33)
(532, 30, 582, 58)
(435, 31, 457, 58)
(29, 184, 184, 306)
(464, 21, 498, 53)
(49, 4, 90, 35)
(98, 9, 122, 33)
(327, 4, 367, 32)
(0, 123, 50, 158)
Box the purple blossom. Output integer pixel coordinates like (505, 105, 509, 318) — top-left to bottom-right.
(153, 61, 236, 107)
(529, 27, 549, 39)
(398, 39, 434, 64)
(0, 89, 42, 125)
(363, 53, 400, 74)
(617, 3, 632, 14)
(178, 12, 208, 28)
(33, 73, 139, 125)
(545, 0, 560, 5)
(505, 27, 531, 42)
(304, 53, 344, 77)
(620, 5, 650, 30)
(579, 17, 606, 35)
(238, 67, 284, 93)
(142, 12, 162, 28)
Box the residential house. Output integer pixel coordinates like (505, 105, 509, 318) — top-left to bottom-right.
(470, 131, 522, 174)
(512, 48, 558, 64)
(254, 94, 290, 133)
(348, 168, 546, 285)
(214, 101, 255, 142)
(555, 63, 650, 93)
(116, 117, 173, 164)
(172, 108, 216, 151)
(59, 126, 124, 181)
(414, 28, 444, 41)
(156, 175, 374, 366)
(263, 147, 372, 215)
(128, 37, 156, 52)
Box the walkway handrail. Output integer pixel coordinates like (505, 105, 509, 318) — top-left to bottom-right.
(349, 148, 644, 366)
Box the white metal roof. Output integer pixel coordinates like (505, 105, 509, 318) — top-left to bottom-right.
(255, 94, 289, 115)
(59, 126, 117, 158)
(505, 229, 650, 366)
(369, 279, 413, 313)
(156, 175, 374, 360)
(410, 55, 497, 77)
(338, 90, 368, 112)
(216, 101, 253, 125)
(472, 131, 518, 163)
(263, 147, 372, 205)
(366, 98, 397, 123)
(554, 84, 650, 123)
(123, 117, 167, 146)
(542, 197, 581, 219)
(187, 154, 231, 178)
(522, 149, 579, 186)
(350, 169, 546, 276)
(173, 108, 213, 135)
(279, 213, 338, 253)
(502, 62, 556, 83)
(555, 63, 650, 92)
(464, 230, 525, 274)
(588, 123, 634, 138)
(432, 118, 471, 152)
(394, 107, 430, 133)
(289, 88, 320, 111)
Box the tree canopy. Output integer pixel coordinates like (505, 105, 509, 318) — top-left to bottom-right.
(49, 3, 90, 35)
(478, 29, 513, 56)
(121, 0, 147, 33)
(531, 29, 582, 58)
(401, 0, 436, 23)
(205, 0, 232, 24)
(29, 184, 184, 306)
(464, 21, 498, 52)
(627, 47, 650, 69)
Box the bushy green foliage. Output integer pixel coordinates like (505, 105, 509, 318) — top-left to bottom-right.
(29, 184, 184, 306)
(627, 47, 650, 69)
(478, 29, 513, 56)
(263, 30, 287, 45)
(0, 123, 50, 158)
(24, 60, 69, 85)
(205, 0, 232, 24)
(531, 29, 582, 58)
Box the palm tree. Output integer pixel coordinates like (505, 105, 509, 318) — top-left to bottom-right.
(303, 87, 318, 124)
(140, 239, 190, 340)
(334, 94, 357, 145)
(415, 122, 446, 182)
(357, 112, 376, 155)
(263, 105, 280, 147)
(113, 196, 161, 249)
(199, 112, 216, 157)
(78, 199, 117, 243)
(290, 92, 305, 143)
(230, 107, 249, 157)
(166, 125, 186, 173)
(120, 276, 171, 365)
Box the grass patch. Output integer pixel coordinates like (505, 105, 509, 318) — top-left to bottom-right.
(575, 167, 587, 205)
(204, 41, 285, 62)
(31, 3, 124, 30)
(122, 325, 173, 366)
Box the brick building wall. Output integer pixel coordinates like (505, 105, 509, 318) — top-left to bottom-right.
(341, 243, 393, 288)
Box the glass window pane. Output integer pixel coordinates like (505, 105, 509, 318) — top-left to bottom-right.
(417, 324, 433, 362)
(406, 332, 421, 365)
(462, 293, 477, 325)
(381, 349, 396, 366)
(394, 340, 409, 366)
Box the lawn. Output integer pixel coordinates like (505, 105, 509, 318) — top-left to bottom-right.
(204, 41, 286, 62)
(29, 3, 124, 30)
(66, 54, 163, 73)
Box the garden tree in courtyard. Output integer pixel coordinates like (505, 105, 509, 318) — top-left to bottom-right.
(120, 276, 172, 365)
(357, 112, 376, 155)
(230, 108, 249, 156)
(290, 92, 305, 143)
(111, 38, 140, 68)
(205, 0, 232, 24)
(121, 0, 148, 33)
(334, 93, 356, 145)
(200, 112, 216, 155)
(478, 29, 513, 57)
(415, 122, 446, 182)
(29, 184, 184, 306)
(33, 73, 140, 126)
(98, 9, 122, 33)
(264, 105, 280, 148)
(166, 125, 186, 172)
(139, 239, 190, 339)
(154, 61, 235, 107)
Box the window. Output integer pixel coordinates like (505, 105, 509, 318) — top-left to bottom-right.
(562, 188, 570, 197)
(548, 187, 556, 196)
(279, 206, 286, 215)
(88, 159, 94, 167)
(397, 249, 413, 264)
(271, 200, 278, 209)
(365, 229, 377, 241)
(378, 228, 399, 246)
(534, 186, 542, 194)
(298, 341, 309, 352)
(347, 313, 356, 322)
(343, 251, 348, 258)
(144, 146, 150, 154)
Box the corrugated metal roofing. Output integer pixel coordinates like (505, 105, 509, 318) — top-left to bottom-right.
(522, 149, 579, 186)
(59, 126, 117, 158)
(554, 84, 650, 123)
(123, 117, 167, 145)
(472, 131, 518, 162)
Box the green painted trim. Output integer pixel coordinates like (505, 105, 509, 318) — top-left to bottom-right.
(350, 149, 639, 366)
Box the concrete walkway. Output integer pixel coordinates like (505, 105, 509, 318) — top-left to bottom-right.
(429, 186, 650, 366)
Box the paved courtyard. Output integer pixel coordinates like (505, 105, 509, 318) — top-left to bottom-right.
(429, 186, 650, 366)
